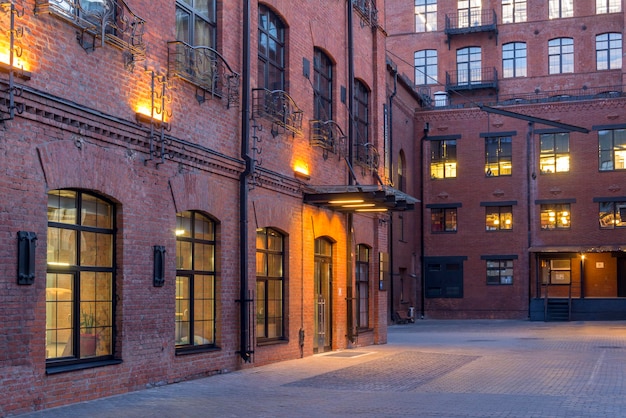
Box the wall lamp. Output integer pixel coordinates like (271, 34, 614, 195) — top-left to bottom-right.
(153, 245, 166, 287)
(17, 231, 36, 285)
(136, 111, 170, 131)
(293, 162, 310, 181)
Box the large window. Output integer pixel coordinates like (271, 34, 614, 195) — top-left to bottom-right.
(430, 139, 457, 179)
(486, 260, 513, 285)
(46, 190, 114, 362)
(258, 5, 285, 91)
(598, 200, 626, 229)
(354, 79, 370, 164)
(256, 228, 285, 341)
(176, 0, 216, 47)
(431, 207, 458, 232)
(599, 129, 626, 171)
(485, 136, 512, 176)
(597, 0, 621, 13)
(457, 46, 482, 85)
(415, 0, 437, 32)
(457, 0, 481, 28)
(502, 42, 527, 78)
(356, 245, 370, 329)
(313, 49, 333, 121)
(540, 203, 571, 230)
(175, 211, 216, 349)
(502, 0, 527, 23)
(415, 49, 438, 85)
(549, 38, 574, 74)
(540, 133, 570, 174)
(485, 206, 513, 231)
(596, 33, 622, 70)
(549, 0, 573, 18)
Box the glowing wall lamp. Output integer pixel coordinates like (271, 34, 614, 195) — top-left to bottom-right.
(136, 109, 170, 131)
(293, 161, 310, 181)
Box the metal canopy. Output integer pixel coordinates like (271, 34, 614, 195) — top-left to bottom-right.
(479, 105, 590, 133)
(303, 184, 419, 213)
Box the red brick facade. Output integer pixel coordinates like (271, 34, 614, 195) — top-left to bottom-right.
(0, 0, 394, 414)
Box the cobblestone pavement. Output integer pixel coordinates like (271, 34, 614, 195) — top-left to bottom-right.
(17, 320, 626, 417)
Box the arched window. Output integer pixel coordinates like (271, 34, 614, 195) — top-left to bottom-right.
(548, 38, 573, 74)
(175, 211, 216, 349)
(456, 46, 482, 85)
(502, 42, 527, 78)
(256, 228, 285, 341)
(258, 5, 285, 90)
(46, 190, 115, 362)
(414, 49, 437, 85)
(313, 48, 333, 121)
(354, 79, 369, 164)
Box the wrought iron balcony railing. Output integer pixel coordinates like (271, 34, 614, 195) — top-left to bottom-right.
(167, 41, 240, 108)
(310, 120, 347, 158)
(353, 0, 378, 28)
(354, 142, 380, 172)
(445, 9, 497, 35)
(252, 88, 303, 136)
(35, 0, 146, 70)
(445, 67, 498, 91)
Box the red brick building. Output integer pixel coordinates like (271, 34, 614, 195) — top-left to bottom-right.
(385, 0, 626, 320)
(0, 0, 416, 414)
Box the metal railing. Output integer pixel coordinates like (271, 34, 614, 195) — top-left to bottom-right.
(252, 88, 303, 136)
(445, 67, 498, 91)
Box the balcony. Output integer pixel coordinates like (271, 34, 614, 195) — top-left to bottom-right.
(444, 9, 497, 47)
(352, 0, 378, 28)
(309, 120, 347, 158)
(35, 0, 146, 70)
(167, 41, 240, 107)
(445, 67, 498, 92)
(252, 88, 303, 136)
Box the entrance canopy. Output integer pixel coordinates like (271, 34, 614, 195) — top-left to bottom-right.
(529, 245, 626, 253)
(303, 184, 418, 213)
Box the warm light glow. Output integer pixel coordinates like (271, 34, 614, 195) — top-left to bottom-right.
(342, 203, 376, 208)
(356, 208, 388, 212)
(505, 219, 511, 225)
(562, 211, 569, 217)
(493, 219, 500, 225)
(135, 105, 153, 119)
(47, 261, 70, 266)
(0, 49, 30, 72)
(329, 199, 364, 204)
(293, 161, 310, 177)
(175, 229, 186, 236)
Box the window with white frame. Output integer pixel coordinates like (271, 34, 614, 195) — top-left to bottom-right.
(548, 38, 573, 74)
(415, 49, 438, 85)
(596, 33, 622, 70)
(415, 0, 437, 32)
(502, 42, 527, 78)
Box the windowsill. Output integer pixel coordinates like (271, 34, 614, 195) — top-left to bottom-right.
(46, 358, 122, 375)
(175, 345, 221, 356)
(257, 338, 289, 347)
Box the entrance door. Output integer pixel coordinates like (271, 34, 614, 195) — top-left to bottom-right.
(618, 258, 626, 298)
(314, 238, 332, 353)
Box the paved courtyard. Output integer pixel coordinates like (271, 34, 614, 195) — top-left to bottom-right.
(17, 320, 626, 417)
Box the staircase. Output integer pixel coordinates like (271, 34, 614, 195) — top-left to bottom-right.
(545, 299, 570, 321)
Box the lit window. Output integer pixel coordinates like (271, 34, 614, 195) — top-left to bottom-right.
(356, 245, 370, 329)
(258, 5, 285, 91)
(46, 190, 114, 362)
(457, 0, 481, 28)
(415, 0, 437, 32)
(502, 42, 527, 78)
(457, 46, 482, 85)
(549, 38, 574, 74)
(540, 203, 571, 230)
(256, 228, 285, 341)
(549, 0, 573, 19)
(486, 260, 514, 285)
(502, 0, 527, 23)
(415, 49, 438, 85)
(596, 0, 621, 14)
(430, 139, 457, 179)
(540, 133, 570, 174)
(596, 33, 622, 70)
(431, 207, 458, 232)
(486, 206, 513, 231)
(599, 129, 626, 171)
(485, 136, 512, 176)
(175, 211, 216, 349)
(599, 201, 626, 229)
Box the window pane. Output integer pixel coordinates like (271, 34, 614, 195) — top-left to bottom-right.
(46, 273, 73, 359)
(175, 276, 190, 345)
(81, 194, 112, 228)
(48, 190, 77, 224)
(47, 227, 77, 266)
(193, 243, 214, 271)
(80, 232, 113, 267)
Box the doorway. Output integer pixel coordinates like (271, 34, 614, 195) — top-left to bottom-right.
(314, 237, 332, 353)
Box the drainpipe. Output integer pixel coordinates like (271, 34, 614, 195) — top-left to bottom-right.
(346, 0, 355, 344)
(388, 66, 397, 321)
(238, 0, 252, 362)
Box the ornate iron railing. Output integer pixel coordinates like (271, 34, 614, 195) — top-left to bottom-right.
(252, 88, 303, 136)
(309, 120, 346, 158)
(352, 0, 378, 28)
(167, 41, 240, 108)
(354, 142, 380, 173)
(1, 1, 27, 122)
(34, 0, 146, 71)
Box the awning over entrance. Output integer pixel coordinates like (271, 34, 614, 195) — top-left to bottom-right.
(529, 245, 626, 253)
(303, 184, 419, 213)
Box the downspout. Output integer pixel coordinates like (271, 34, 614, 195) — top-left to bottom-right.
(419, 125, 427, 319)
(388, 67, 397, 321)
(346, 0, 356, 344)
(526, 122, 534, 319)
(238, 0, 252, 362)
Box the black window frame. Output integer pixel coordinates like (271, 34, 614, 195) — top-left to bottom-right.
(356, 244, 370, 330)
(313, 48, 333, 121)
(548, 37, 574, 74)
(540, 132, 570, 174)
(485, 259, 514, 285)
(415, 0, 437, 32)
(258, 4, 286, 91)
(415, 49, 438, 85)
(598, 128, 626, 171)
(485, 136, 512, 177)
(175, 0, 217, 48)
(430, 139, 457, 179)
(596, 33, 623, 71)
(256, 227, 286, 343)
(502, 42, 527, 78)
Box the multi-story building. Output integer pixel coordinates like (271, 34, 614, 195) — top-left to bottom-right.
(0, 0, 417, 413)
(385, 0, 626, 320)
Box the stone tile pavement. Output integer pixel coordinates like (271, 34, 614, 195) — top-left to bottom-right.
(15, 320, 626, 417)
